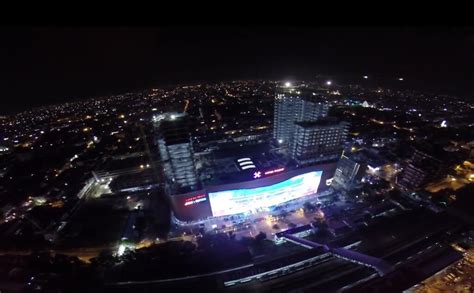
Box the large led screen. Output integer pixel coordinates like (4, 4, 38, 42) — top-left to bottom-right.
(208, 171, 322, 217)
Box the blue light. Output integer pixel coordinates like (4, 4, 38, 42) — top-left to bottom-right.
(209, 171, 322, 217)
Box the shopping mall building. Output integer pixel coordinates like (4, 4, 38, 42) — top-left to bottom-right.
(170, 162, 337, 222)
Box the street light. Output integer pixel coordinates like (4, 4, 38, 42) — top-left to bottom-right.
(326, 81, 332, 86)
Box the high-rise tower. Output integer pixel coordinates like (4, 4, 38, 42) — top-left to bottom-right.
(153, 112, 199, 192)
(273, 83, 328, 145)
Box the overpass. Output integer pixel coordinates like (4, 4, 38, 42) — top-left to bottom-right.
(280, 233, 394, 276)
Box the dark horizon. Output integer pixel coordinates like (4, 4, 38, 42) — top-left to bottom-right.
(1, 26, 474, 115)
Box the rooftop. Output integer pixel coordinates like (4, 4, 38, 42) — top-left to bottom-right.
(158, 118, 192, 146)
(198, 142, 288, 186)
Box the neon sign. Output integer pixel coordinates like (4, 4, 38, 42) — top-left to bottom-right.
(184, 194, 207, 206)
(252, 168, 285, 180)
(264, 167, 285, 175)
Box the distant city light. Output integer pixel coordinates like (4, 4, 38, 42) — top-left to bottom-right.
(278, 139, 283, 144)
(440, 120, 447, 128)
(117, 244, 126, 256)
(398, 77, 404, 81)
(363, 75, 368, 79)
(284, 82, 292, 87)
(326, 81, 332, 86)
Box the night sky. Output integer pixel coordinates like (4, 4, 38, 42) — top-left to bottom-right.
(1, 26, 473, 114)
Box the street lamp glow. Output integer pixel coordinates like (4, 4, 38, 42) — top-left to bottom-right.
(363, 75, 368, 79)
(284, 82, 292, 87)
(398, 77, 404, 81)
(326, 81, 332, 86)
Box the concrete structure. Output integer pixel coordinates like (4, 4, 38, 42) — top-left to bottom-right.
(278, 230, 394, 276)
(399, 145, 444, 190)
(290, 118, 349, 166)
(332, 153, 367, 190)
(154, 112, 199, 193)
(273, 85, 328, 145)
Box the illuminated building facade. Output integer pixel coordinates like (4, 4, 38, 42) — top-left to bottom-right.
(273, 86, 302, 145)
(273, 85, 328, 145)
(291, 118, 349, 166)
(169, 162, 337, 222)
(208, 171, 322, 217)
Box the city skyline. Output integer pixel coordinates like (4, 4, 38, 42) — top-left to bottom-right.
(1, 26, 474, 114)
(0, 27, 473, 293)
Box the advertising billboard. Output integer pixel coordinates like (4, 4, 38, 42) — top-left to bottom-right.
(208, 171, 322, 217)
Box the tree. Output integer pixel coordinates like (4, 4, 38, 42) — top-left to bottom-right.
(314, 218, 328, 230)
(240, 236, 254, 246)
(255, 232, 266, 243)
(91, 250, 117, 268)
(279, 210, 288, 218)
(228, 231, 236, 240)
(363, 213, 372, 222)
(303, 202, 315, 211)
(388, 189, 401, 198)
